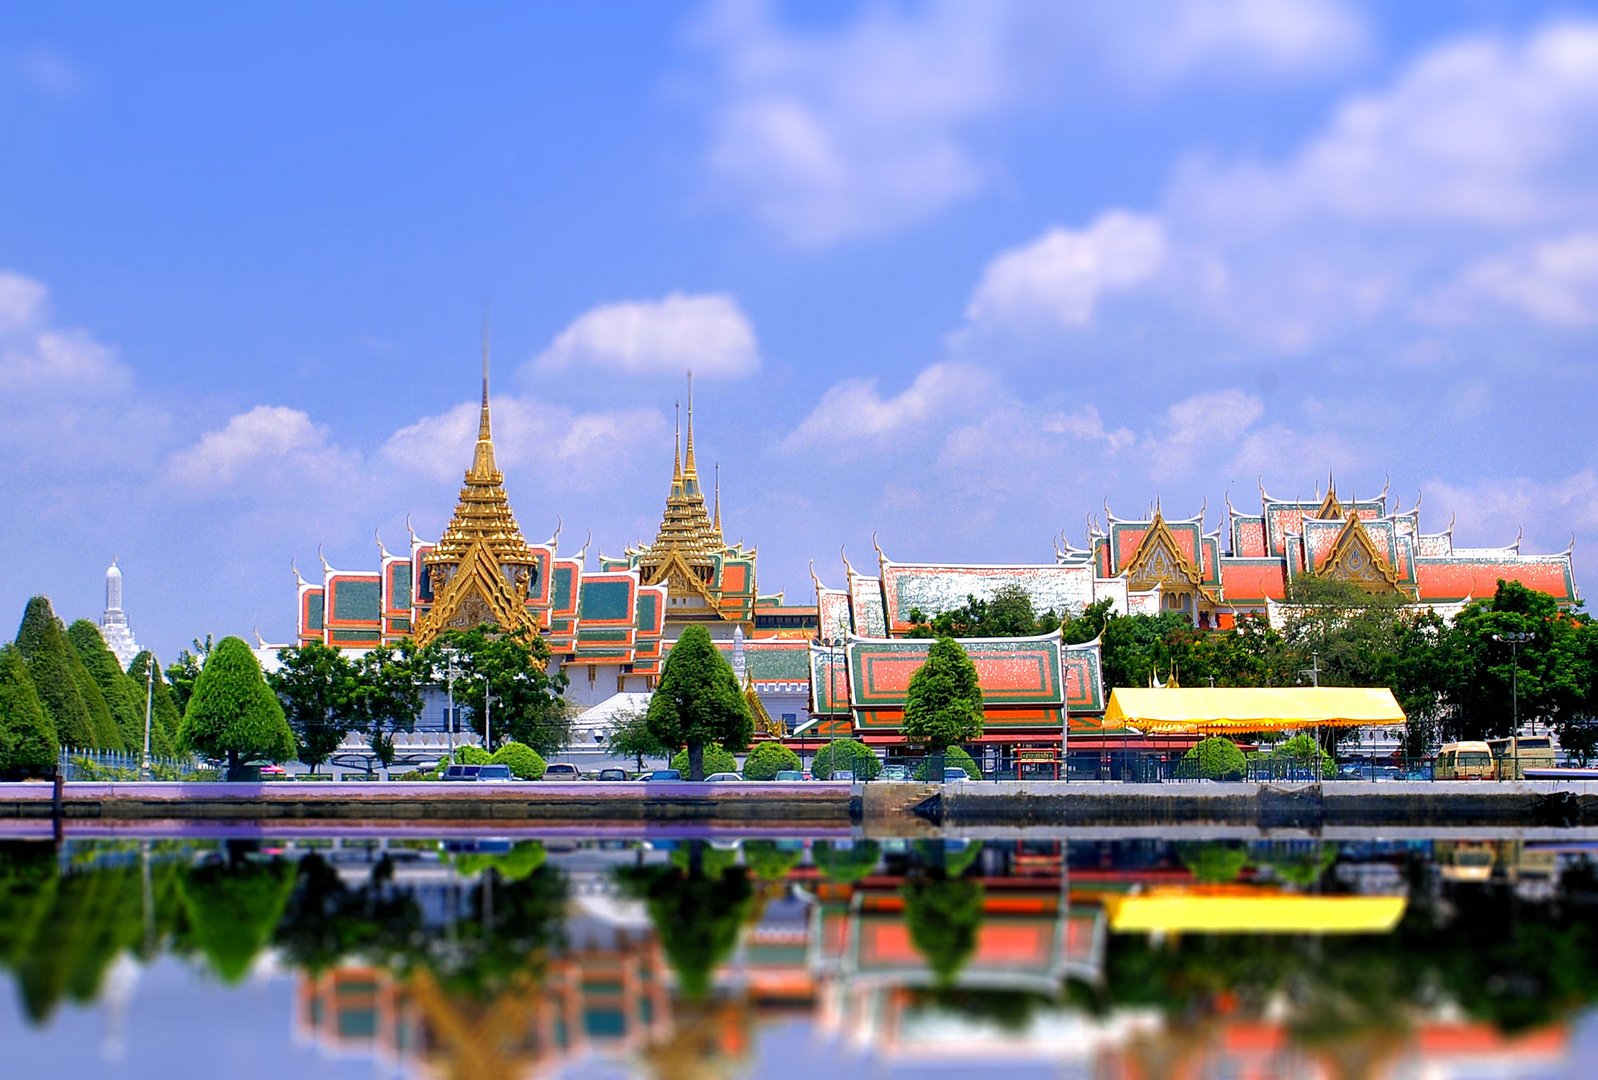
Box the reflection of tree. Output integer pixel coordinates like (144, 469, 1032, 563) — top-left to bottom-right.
(912, 839, 983, 877)
(448, 841, 547, 883)
(741, 841, 803, 882)
(901, 871, 985, 986)
(273, 853, 423, 974)
(617, 841, 753, 1000)
(1253, 842, 1335, 887)
(179, 841, 295, 984)
(1175, 841, 1250, 883)
(811, 840, 879, 882)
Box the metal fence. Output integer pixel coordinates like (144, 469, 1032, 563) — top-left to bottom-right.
(58, 747, 208, 781)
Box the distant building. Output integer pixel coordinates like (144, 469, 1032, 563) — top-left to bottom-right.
(98, 558, 141, 668)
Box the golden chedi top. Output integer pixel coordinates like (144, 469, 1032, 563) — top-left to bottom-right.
(412, 336, 543, 648)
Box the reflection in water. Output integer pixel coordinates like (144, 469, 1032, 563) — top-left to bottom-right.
(0, 835, 1595, 1076)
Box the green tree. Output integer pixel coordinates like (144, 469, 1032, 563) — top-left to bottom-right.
(615, 843, 753, 999)
(165, 635, 213, 715)
(741, 741, 800, 780)
(350, 642, 428, 772)
(905, 584, 1058, 638)
(742, 840, 804, 881)
(492, 741, 547, 779)
(811, 738, 882, 779)
(424, 626, 568, 753)
(903, 637, 984, 751)
(0, 644, 56, 776)
(647, 625, 753, 780)
(268, 643, 357, 772)
(180, 637, 295, 777)
(812, 839, 880, 881)
(902, 872, 985, 985)
(66, 621, 143, 752)
(1174, 841, 1251, 883)
(126, 651, 182, 759)
(179, 844, 296, 983)
(912, 744, 980, 780)
(14, 596, 98, 751)
(1269, 732, 1336, 778)
(670, 743, 738, 776)
(605, 706, 668, 770)
(1441, 582, 1595, 745)
(1175, 736, 1246, 780)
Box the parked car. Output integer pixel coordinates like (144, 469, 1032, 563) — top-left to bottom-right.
(774, 770, 805, 781)
(596, 768, 628, 782)
(704, 772, 742, 782)
(637, 769, 683, 781)
(881, 764, 912, 782)
(442, 764, 483, 781)
(831, 769, 855, 782)
(476, 764, 514, 782)
(943, 766, 970, 782)
(542, 763, 582, 781)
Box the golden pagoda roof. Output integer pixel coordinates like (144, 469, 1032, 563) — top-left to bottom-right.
(637, 374, 725, 568)
(427, 343, 535, 569)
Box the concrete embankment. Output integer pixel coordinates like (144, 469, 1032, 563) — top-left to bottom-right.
(4, 779, 1598, 835)
(0, 780, 857, 830)
(883, 779, 1598, 831)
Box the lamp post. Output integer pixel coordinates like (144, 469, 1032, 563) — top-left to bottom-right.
(141, 659, 154, 781)
(443, 649, 461, 762)
(1495, 630, 1534, 735)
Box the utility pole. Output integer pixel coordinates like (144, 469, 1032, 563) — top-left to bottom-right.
(141, 660, 154, 781)
(444, 649, 461, 762)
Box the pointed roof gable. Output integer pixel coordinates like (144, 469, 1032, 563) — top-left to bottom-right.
(1123, 511, 1216, 599)
(1317, 512, 1409, 594)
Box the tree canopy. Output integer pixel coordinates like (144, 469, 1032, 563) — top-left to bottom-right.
(811, 737, 882, 779)
(180, 636, 295, 773)
(903, 637, 984, 751)
(906, 583, 1059, 638)
(14, 596, 105, 750)
(647, 625, 753, 780)
(423, 626, 568, 754)
(0, 644, 56, 776)
(268, 643, 356, 771)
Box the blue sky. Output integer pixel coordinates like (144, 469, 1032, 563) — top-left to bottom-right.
(3, 0, 1597, 660)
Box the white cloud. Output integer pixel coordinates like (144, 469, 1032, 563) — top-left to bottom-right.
(164, 406, 357, 494)
(966, 212, 1166, 329)
(778, 362, 996, 459)
(0, 270, 131, 393)
(1426, 231, 1598, 327)
(1427, 470, 1598, 554)
(382, 396, 670, 489)
(1144, 389, 1264, 481)
(0, 47, 85, 98)
(533, 293, 759, 378)
(1042, 405, 1136, 450)
(689, 0, 1368, 245)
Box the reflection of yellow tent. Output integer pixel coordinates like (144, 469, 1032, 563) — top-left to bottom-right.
(1103, 687, 1404, 735)
(1102, 886, 1406, 934)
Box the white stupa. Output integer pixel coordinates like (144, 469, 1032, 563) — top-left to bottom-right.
(99, 558, 141, 668)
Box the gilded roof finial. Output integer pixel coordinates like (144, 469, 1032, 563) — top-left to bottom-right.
(684, 370, 698, 477)
(470, 307, 498, 478)
(714, 462, 722, 537)
(672, 400, 682, 487)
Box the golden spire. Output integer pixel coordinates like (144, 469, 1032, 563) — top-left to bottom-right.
(714, 462, 722, 538)
(684, 370, 698, 478)
(672, 400, 683, 492)
(470, 309, 496, 479)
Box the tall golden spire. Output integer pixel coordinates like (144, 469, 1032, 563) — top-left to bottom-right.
(672, 400, 683, 493)
(470, 308, 496, 479)
(684, 370, 698, 479)
(714, 462, 722, 539)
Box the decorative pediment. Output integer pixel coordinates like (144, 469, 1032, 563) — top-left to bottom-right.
(1124, 515, 1214, 599)
(415, 538, 542, 646)
(643, 547, 728, 616)
(1314, 488, 1345, 520)
(1317, 515, 1407, 594)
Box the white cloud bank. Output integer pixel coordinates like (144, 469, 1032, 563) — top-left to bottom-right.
(533, 293, 759, 378)
(689, 0, 1368, 246)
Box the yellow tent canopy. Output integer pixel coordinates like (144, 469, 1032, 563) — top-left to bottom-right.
(1102, 687, 1405, 735)
(1102, 887, 1407, 934)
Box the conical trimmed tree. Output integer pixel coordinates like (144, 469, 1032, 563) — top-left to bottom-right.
(179, 636, 295, 778)
(0, 644, 57, 776)
(127, 651, 181, 759)
(646, 625, 753, 780)
(14, 597, 98, 751)
(68, 621, 143, 753)
(903, 636, 985, 751)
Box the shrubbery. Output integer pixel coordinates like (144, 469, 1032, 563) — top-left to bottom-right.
(812, 738, 881, 780)
(1175, 736, 1246, 781)
(492, 741, 547, 780)
(912, 745, 980, 780)
(670, 743, 738, 776)
(1266, 733, 1336, 779)
(431, 745, 493, 777)
(741, 741, 801, 780)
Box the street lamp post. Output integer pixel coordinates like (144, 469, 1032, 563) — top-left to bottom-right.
(443, 649, 461, 762)
(141, 659, 154, 781)
(1495, 630, 1534, 736)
